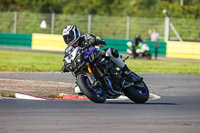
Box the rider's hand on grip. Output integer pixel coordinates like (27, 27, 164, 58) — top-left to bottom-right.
(100, 50, 106, 57)
(61, 65, 69, 73)
(85, 34, 96, 46)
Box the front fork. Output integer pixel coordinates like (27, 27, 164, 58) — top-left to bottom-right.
(74, 65, 99, 94)
(85, 65, 101, 88)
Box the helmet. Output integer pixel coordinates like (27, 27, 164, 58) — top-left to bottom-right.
(62, 25, 80, 46)
(135, 34, 141, 38)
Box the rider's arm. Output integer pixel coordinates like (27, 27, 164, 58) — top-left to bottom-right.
(139, 38, 143, 43)
(96, 37, 106, 48)
(62, 46, 72, 73)
(85, 34, 106, 48)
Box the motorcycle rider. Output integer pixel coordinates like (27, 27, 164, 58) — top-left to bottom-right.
(61, 25, 132, 79)
(131, 34, 143, 58)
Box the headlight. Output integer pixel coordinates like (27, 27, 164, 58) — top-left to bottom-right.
(76, 58, 81, 63)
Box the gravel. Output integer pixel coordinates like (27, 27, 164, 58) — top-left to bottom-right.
(0, 79, 75, 98)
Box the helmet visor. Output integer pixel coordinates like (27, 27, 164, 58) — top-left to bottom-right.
(63, 35, 73, 45)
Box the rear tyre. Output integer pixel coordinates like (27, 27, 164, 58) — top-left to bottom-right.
(76, 74, 106, 103)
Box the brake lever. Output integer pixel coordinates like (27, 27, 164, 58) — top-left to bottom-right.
(123, 56, 129, 62)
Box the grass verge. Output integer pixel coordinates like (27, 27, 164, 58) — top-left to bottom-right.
(0, 50, 199, 74)
(0, 92, 15, 98)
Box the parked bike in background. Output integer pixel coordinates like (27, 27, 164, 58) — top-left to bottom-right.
(126, 41, 152, 59)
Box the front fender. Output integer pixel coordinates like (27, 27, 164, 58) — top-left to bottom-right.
(78, 71, 96, 85)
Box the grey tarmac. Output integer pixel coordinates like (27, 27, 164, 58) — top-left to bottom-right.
(0, 72, 200, 133)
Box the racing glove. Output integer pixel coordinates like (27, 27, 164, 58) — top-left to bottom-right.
(62, 65, 68, 73)
(61, 61, 70, 73)
(85, 34, 97, 46)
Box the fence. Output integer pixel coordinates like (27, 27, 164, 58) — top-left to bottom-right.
(3, 32, 200, 60)
(0, 11, 200, 41)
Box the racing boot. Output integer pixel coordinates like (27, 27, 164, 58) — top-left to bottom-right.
(121, 65, 132, 80)
(74, 82, 84, 95)
(121, 65, 143, 84)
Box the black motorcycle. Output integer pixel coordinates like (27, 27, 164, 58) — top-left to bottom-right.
(63, 45, 149, 103)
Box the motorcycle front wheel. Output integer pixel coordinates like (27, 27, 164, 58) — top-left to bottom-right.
(76, 74, 106, 103)
(124, 73, 149, 103)
(124, 82, 149, 103)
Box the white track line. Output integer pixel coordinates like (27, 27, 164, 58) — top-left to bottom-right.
(0, 78, 72, 85)
(1, 78, 161, 101)
(150, 93, 161, 100)
(13, 93, 161, 101)
(108, 93, 161, 101)
(15, 93, 46, 100)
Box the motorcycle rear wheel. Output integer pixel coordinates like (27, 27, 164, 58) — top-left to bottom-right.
(76, 74, 106, 103)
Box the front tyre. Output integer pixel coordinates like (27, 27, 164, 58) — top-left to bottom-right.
(124, 81, 149, 104)
(76, 74, 106, 103)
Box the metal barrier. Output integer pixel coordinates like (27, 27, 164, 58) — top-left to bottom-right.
(0, 32, 32, 47)
(167, 41, 200, 60)
(32, 33, 65, 51)
(2, 32, 200, 60)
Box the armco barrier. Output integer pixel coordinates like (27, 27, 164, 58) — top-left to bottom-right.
(167, 41, 200, 60)
(32, 33, 66, 51)
(0, 32, 32, 47)
(144, 41, 166, 57)
(102, 38, 130, 54)
(0, 33, 167, 57)
(103, 39, 166, 57)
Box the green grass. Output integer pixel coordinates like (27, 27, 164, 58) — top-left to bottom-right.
(126, 59, 200, 74)
(0, 50, 200, 74)
(0, 50, 64, 72)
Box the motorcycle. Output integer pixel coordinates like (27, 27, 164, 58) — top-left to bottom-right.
(63, 45, 149, 103)
(126, 41, 152, 59)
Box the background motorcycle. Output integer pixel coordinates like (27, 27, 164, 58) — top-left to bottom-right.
(126, 41, 152, 59)
(63, 45, 149, 103)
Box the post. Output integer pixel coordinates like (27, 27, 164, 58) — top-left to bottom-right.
(169, 22, 183, 41)
(162, 9, 170, 42)
(14, 11, 17, 33)
(51, 12, 55, 34)
(88, 14, 92, 34)
(163, 9, 182, 42)
(180, 0, 184, 6)
(49, 6, 55, 34)
(154, 42, 158, 60)
(126, 16, 130, 40)
(164, 17, 169, 42)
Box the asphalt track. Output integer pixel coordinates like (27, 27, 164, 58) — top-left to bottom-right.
(0, 72, 200, 133)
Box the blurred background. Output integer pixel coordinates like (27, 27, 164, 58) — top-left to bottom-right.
(0, 0, 200, 62)
(0, 0, 199, 41)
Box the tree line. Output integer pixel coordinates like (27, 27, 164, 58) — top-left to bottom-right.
(0, 0, 200, 18)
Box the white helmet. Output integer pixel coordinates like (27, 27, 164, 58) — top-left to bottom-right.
(62, 25, 80, 46)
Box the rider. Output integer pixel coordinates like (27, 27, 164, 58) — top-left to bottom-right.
(61, 25, 132, 77)
(131, 34, 143, 58)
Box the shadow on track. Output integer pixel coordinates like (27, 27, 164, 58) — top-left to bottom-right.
(106, 101, 177, 105)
